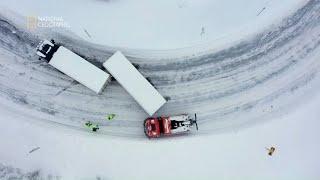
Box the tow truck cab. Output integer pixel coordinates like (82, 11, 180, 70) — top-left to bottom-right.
(144, 114, 198, 138)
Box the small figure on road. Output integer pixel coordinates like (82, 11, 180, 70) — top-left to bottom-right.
(266, 146, 276, 156)
(85, 121, 99, 132)
(200, 27, 205, 36)
(106, 114, 116, 121)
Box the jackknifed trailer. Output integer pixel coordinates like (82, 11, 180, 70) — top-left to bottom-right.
(103, 51, 167, 116)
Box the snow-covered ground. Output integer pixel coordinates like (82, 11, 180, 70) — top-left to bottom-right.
(1, 82, 320, 180)
(0, 0, 306, 50)
(0, 0, 320, 179)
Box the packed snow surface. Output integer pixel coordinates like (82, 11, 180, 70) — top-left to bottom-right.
(0, 0, 319, 137)
(0, 0, 320, 179)
(0, 0, 306, 49)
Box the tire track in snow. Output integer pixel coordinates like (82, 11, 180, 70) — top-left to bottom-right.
(0, 0, 320, 137)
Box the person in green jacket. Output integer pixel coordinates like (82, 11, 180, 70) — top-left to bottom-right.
(85, 121, 99, 132)
(106, 114, 116, 121)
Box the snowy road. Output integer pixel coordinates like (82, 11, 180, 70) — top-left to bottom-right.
(0, 0, 320, 138)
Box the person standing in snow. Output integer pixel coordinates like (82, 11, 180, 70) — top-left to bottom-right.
(106, 114, 116, 121)
(85, 121, 99, 132)
(266, 146, 276, 156)
(200, 27, 205, 36)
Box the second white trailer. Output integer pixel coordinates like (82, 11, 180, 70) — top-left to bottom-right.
(103, 51, 166, 116)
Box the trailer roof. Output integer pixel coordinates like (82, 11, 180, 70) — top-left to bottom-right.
(103, 51, 166, 115)
(50, 46, 110, 94)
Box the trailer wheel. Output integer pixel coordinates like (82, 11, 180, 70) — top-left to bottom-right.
(146, 77, 156, 87)
(132, 63, 140, 70)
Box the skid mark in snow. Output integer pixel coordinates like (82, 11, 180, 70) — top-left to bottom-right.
(0, 0, 320, 137)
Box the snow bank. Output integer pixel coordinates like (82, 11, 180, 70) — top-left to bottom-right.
(1, 88, 320, 180)
(0, 0, 306, 50)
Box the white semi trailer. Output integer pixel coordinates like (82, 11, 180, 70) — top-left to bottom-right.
(36, 40, 111, 94)
(36, 40, 166, 115)
(103, 51, 167, 116)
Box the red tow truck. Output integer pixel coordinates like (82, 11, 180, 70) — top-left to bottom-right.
(144, 114, 198, 138)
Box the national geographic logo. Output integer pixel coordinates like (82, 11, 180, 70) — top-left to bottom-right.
(27, 16, 38, 30)
(27, 16, 70, 30)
